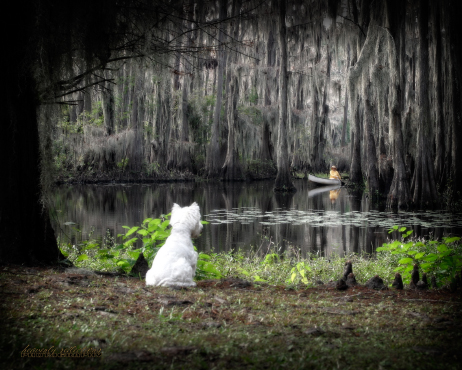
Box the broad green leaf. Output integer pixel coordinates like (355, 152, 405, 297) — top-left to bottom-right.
(376, 246, 388, 252)
(76, 254, 88, 262)
(199, 253, 211, 260)
(404, 265, 414, 272)
(127, 250, 140, 260)
(197, 261, 221, 278)
(439, 263, 449, 270)
(148, 219, 161, 229)
(123, 237, 138, 246)
(122, 225, 130, 230)
(389, 241, 401, 249)
(156, 231, 170, 240)
(142, 218, 153, 224)
(414, 252, 425, 259)
(125, 226, 140, 236)
(402, 243, 413, 251)
(437, 244, 448, 252)
(238, 268, 250, 276)
(160, 220, 170, 230)
(147, 224, 159, 233)
(291, 272, 297, 282)
(407, 250, 417, 255)
(443, 236, 460, 244)
(423, 254, 438, 262)
(253, 275, 267, 282)
(399, 227, 407, 232)
(137, 229, 149, 236)
(399, 257, 414, 264)
(117, 260, 130, 267)
(441, 256, 455, 266)
(420, 263, 433, 270)
(201, 220, 210, 225)
(393, 266, 404, 272)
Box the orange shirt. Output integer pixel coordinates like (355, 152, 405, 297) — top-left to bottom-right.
(330, 169, 341, 180)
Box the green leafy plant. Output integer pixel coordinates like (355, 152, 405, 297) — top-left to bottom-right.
(377, 226, 462, 286)
(195, 252, 222, 280)
(287, 261, 312, 285)
(60, 215, 220, 280)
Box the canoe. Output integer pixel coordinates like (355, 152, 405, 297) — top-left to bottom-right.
(308, 174, 341, 186)
(308, 184, 341, 198)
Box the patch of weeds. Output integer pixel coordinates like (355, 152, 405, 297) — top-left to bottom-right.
(377, 225, 462, 287)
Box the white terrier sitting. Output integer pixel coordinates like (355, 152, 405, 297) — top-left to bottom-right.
(145, 202, 202, 287)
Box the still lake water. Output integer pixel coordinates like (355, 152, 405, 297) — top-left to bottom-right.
(50, 180, 462, 256)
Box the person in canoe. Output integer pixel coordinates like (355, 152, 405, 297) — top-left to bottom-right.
(329, 165, 341, 180)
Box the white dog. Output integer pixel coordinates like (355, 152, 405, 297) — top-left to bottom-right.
(145, 202, 202, 287)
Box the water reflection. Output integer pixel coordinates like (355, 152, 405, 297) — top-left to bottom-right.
(50, 180, 462, 256)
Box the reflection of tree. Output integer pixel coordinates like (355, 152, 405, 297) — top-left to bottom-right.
(340, 196, 347, 253)
(274, 192, 295, 254)
(349, 190, 361, 254)
(222, 183, 243, 253)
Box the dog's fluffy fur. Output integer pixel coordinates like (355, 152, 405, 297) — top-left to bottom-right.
(145, 202, 202, 287)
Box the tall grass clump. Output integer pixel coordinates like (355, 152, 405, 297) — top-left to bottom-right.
(206, 246, 400, 287)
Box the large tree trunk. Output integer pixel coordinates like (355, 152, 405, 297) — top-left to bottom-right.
(317, 50, 332, 169)
(101, 78, 115, 136)
(431, 3, 445, 185)
(130, 68, 144, 172)
(309, 40, 322, 172)
(222, 0, 243, 180)
(1, 4, 64, 265)
(349, 98, 362, 183)
(206, 0, 227, 178)
(274, 0, 295, 193)
(364, 80, 379, 196)
(386, 0, 411, 209)
(412, 0, 438, 206)
(222, 73, 243, 180)
(260, 24, 276, 164)
(447, 1, 462, 196)
(341, 44, 350, 147)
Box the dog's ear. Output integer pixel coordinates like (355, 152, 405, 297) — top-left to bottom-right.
(172, 203, 181, 214)
(190, 202, 200, 213)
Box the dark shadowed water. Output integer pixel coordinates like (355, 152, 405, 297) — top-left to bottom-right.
(50, 180, 462, 256)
